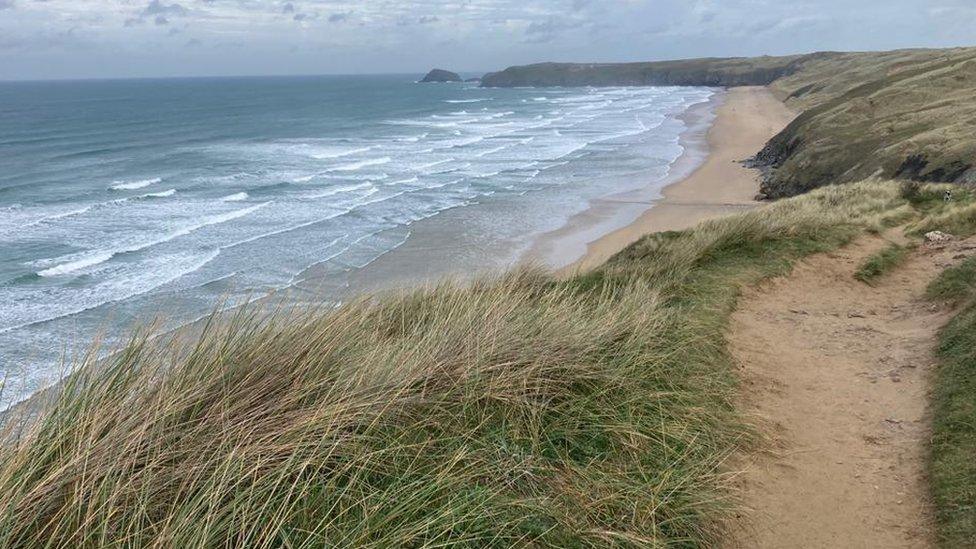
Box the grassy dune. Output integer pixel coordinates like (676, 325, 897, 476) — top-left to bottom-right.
(0, 182, 908, 547)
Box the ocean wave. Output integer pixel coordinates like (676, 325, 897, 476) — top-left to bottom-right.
(397, 133, 428, 143)
(38, 252, 116, 277)
(2, 249, 222, 336)
(110, 177, 161, 191)
(387, 118, 477, 129)
(329, 157, 392, 172)
(411, 158, 455, 172)
(306, 182, 375, 199)
(310, 145, 375, 160)
(24, 205, 95, 227)
(386, 176, 419, 186)
(444, 99, 492, 104)
(221, 192, 249, 202)
(475, 144, 511, 158)
(143, 189, 177, 198)
(36, 203, 270, 277)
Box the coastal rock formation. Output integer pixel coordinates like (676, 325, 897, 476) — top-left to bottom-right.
(755, 47, 976, 198)
(420, 69, 462, 83)
(479, 54, 837, 88)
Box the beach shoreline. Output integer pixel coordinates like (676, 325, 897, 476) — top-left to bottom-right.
(550, 86, 796, 274)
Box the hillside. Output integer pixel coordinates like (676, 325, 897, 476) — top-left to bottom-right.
(756, 47, 976, 197)
(480, 54, 834, 88)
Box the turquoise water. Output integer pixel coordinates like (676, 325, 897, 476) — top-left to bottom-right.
(0, 75, 713, 407)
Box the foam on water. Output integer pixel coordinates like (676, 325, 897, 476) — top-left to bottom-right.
(34, 202, 269, 278)
(310, 145, 376, 160)
(329, 157, 392, 172)
(110, 177, 162, 190)
(143, 189, 177, 198)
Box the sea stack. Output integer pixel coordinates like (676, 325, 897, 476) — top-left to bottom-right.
(420, 69, 462, 83)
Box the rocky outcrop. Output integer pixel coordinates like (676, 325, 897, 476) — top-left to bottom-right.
(420, 69, 462, 83)
(480, 54, 838, 88)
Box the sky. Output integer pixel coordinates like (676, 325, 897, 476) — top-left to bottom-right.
(1, 0, 975, 80)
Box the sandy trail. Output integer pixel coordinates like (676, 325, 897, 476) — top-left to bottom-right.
(726, 234, 975, 548)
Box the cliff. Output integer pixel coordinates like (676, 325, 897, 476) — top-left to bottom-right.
(755, 47, 976, 197)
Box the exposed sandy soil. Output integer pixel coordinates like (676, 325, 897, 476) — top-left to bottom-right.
(563, 86, 795, 273)
(726, 233, 976, 548)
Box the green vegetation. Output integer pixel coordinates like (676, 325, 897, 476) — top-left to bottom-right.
(928, 263, 976, 547)
(854, 242, 913, 284)
(479, 53, 831, 88)
(928, 257, 976, 305)
(758, 47, 976, 197)
(0, 182, 906, 548)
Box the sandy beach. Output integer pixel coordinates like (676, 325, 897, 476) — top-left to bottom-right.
(560, 86, 796, 273)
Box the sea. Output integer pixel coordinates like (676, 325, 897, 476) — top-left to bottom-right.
(0, 74, 715, 408)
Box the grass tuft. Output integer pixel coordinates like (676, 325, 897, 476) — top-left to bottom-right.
(854, 242, 913, 284)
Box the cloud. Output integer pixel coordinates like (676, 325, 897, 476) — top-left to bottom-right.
(524, 17, 584, 43)
(143, 0, 187, 17)
(3, 0, 976, 80)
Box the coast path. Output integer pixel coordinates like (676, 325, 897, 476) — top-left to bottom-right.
(725, 234, 971, 547)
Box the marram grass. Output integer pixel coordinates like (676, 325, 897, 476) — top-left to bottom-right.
(0, 181, 906, 548)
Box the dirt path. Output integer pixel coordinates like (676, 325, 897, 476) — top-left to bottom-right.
(726, 234, 973, 548)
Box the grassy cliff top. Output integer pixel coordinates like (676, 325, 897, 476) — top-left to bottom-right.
(757, 47, 976, 197)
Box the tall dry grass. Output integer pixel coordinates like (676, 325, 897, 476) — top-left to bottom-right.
(0, 181, 905, 547)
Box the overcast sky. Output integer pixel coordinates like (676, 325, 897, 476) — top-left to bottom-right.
(1, 0, 974, 80)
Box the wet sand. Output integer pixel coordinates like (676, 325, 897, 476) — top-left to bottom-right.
(555, 86, 796, 274)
